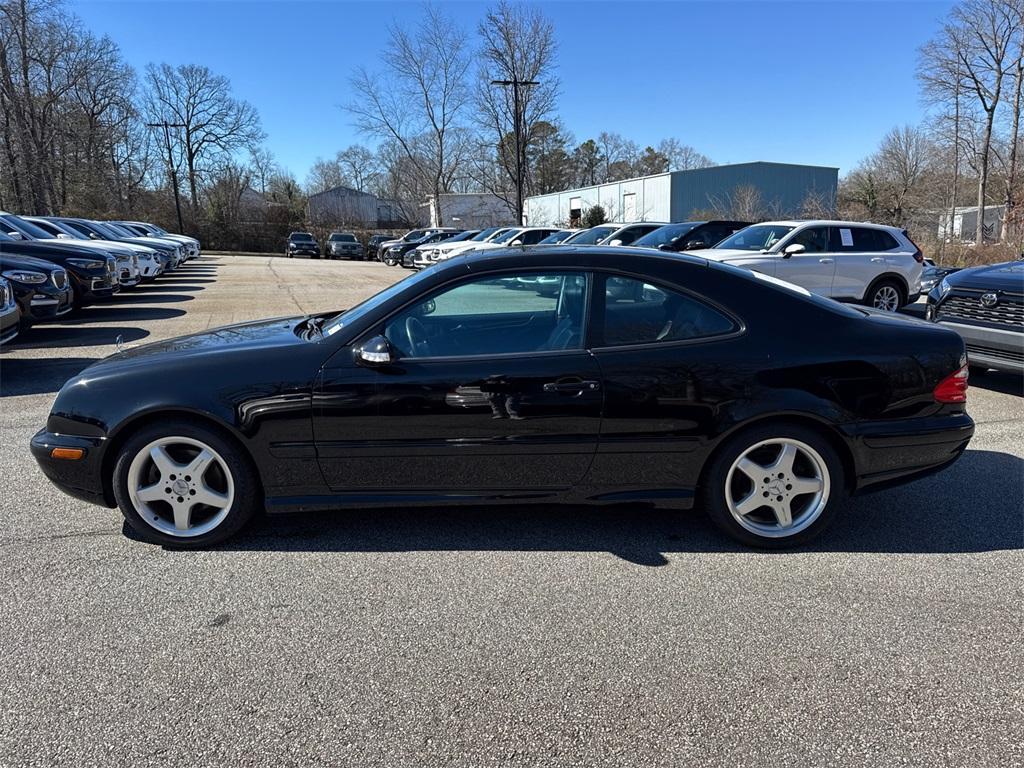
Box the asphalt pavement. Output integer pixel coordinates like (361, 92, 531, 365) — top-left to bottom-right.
(1, 255, 1021, 767)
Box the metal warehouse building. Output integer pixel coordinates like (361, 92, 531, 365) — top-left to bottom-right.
(524, 161, 838, 226)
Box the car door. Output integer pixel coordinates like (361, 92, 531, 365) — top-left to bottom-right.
(773, 225, 836, 296)
(830, 226, 886, 300)
(586, 273, 742, 492)
(313, 270, 603, 492)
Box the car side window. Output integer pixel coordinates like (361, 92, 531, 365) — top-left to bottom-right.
(384, 272, 588, 359)
(597, 275, 736, 347)
(786, 226, 830, 253)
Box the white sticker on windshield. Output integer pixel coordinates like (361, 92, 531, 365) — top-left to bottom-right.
(840, 228, 853, 247)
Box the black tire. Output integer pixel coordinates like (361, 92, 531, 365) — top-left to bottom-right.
(112, 418, 260, 548)
(864, 279, 905, 312)
(701, 422, 845, 549)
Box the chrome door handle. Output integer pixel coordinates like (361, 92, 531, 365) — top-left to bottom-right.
(818, 258, 834, 264)
(543, 379, 600, 394)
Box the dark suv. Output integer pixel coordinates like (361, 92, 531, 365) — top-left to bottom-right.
(286, 232, 319, 258)
(326, 232, 364, 260)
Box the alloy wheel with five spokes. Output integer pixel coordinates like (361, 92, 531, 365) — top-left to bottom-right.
(127, 436, 235, 538)
(725, 437, 831, 538)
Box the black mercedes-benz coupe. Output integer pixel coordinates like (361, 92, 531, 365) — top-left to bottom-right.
(32, 247, 974, 548)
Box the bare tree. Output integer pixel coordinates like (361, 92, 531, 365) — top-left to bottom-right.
(348, 4, 471, 225)
(145, 62, 264, 215)
(248, 146, 277, 196)
(337, 145, 380, 192)
(657, 138, 715, 171)
(475, 0, 559, 222)
(919, 0, 1020, 242)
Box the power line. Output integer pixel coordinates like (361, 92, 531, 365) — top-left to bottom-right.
(491, 79, 539, 225)
(146, 122, 186, 234)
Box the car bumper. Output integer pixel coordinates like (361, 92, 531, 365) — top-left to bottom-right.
(935, 320, 1024, 374)
(30, 429, 112, 507)
(329, 248, 363, 258)
(841, 412, 975, 493)
(290, 248, 319, 257)
(0, 306, 19, 344)
(26, 288, 74, 321)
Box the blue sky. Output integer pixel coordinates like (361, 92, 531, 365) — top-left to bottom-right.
(70, 0, 954, 181)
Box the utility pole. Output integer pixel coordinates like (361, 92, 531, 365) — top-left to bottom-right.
(146, 121, 186, 234)
(491, 78, 539, 225)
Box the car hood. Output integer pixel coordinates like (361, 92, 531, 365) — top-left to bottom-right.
(87, 315, 311, 374)
(684, 248, 766, 262)
(947, 260, 1024, 292)
(0, 253, 65, 273)
(0, 240, 109, 260)
(51, 238, 133, 257)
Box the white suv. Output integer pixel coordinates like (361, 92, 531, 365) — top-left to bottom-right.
(690, 220, 924, 311)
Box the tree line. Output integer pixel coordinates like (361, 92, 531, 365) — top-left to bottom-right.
(840, 0, 1023, 258)
(2, 0, 1020, 256)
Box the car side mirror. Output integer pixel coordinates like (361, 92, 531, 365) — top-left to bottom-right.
(7, 231, 22, 240)
(683, 240, 706, 250)
(510, 239, 523, 246)
(89, 232, 100, 239)
(782, 243, 806, 258)
(56, 233, 72, 239)
(657, 243, 674, 251)
(354, 335, 394, 366)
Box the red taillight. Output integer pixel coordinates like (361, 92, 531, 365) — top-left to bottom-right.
(934, 365, 969, 403)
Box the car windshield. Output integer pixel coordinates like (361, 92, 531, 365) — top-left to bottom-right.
(565, 226, 615, 245)
(330, 233, 357, 242)
(1, 214, 53, 240)
(403, 230, 427, 241)
(321, 267, 436, 337)
(491, 228, 522, 244)
(291, 233, 314, 241)
(471, 227, 501, 241)
(85, 221, 124, 239)
(633, 222, 700, 248)
(538, 230, 574, 244)
(714, 224, 794, 251)
(443, 230, 479, 243)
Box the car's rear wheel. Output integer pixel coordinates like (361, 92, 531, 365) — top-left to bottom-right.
(112, 420, 259, 547)
(701, 423, 844, 548)
(865, 279, 904, 312)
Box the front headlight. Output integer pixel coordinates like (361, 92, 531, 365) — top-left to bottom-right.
(939, 277, 952, 297)
(66, 258, 105, 269)
(2, 269, 47, 284)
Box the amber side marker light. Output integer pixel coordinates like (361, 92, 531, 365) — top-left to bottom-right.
(51, 447, 84, 460)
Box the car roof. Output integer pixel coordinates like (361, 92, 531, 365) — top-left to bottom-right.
(455, 244, 709, 272)
(757, 219, 901, 231)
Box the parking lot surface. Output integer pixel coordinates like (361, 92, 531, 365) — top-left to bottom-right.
(2, 256, 1022, 767)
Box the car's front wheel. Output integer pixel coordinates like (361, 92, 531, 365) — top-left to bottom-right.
(701, 423, 844, 548)
(112, 420, 259, 547)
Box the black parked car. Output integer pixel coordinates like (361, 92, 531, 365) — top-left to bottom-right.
(32, 246, 973, 549)
(632, 220, 753, 252)
(927, 259, 1024, 374)
(49, 217, 180, 272)
(0, 230, 117, 306)
(367, 234, 392, 258)
(286, 232, 319, 258)
(0, 250, 74, 326)
(325, 232, 364, 260)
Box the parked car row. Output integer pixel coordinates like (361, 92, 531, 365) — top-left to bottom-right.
(380, 219, 923, 312)
(285, 231, 395, 260)
(0, 212, 199, 344)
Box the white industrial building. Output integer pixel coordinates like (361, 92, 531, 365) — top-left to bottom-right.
(938, 205, 1006, 243)
(423, 193, 516, 228)
(524, 161, 838, 226)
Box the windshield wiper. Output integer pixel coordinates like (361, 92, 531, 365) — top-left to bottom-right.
(303, 315, 325, 341)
